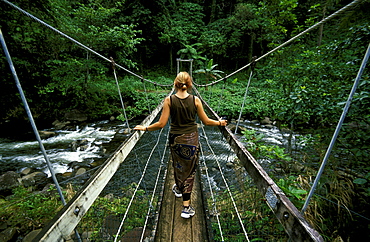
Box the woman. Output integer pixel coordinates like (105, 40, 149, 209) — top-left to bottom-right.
(134, 72, 227, 219)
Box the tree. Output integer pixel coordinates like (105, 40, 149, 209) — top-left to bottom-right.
(194, 59, 224, 89)
(156, 2, 205, 72)
(40, 0, 144, 108)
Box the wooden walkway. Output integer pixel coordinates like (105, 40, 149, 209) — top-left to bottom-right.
(155, 161, 210, 242)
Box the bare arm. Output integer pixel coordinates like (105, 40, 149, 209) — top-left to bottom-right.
(195, 96, 227, 126)
(133, 96, 171, 131)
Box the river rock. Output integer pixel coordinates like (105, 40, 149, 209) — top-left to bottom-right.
(20, 167, 32, 176)
(64, 110, 88, 122)
(52, 120, 71, 129)
(71, 139, 89, 151)
(0, 227, 17, 242)
(22, 229, 41, 242)
(21, 172, 48, 189)
(38, 130, 57, 139)
(119, 128, 132, 135)
(102, 215, 121, 238)
(264, 124, 274, 129)
(0, 171, 21, 194)
(75, 168, 86, 176)
(260, 117, 273, 125)
(121, 227, 151, 241)
(227, 124, 247, 134)
(68, 161, 90, 171)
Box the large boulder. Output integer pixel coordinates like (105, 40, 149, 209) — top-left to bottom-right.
(64, 110, 88, 122)
(71, 139, 90, 152)
(227, 124, 247, 134)
(0, 171, 21, 194)
(20, 172, 49, 189)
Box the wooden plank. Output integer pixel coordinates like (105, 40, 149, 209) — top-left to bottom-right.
(193, 87, 324, 242)
(155, 161, 176, 242)
(34, 90, 174, 242)
(191, 171, 209, 242)
(155, 160, 209, 242)
(172, 196, 192, 242)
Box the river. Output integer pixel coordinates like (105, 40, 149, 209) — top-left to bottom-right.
(0, 119, 302, 178)
(0, 120, 131, 177)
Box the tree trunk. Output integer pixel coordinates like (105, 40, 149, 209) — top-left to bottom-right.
(317, 5, 327, 46)
(170, 45, 173, 73)
(209, 0, 217, 24)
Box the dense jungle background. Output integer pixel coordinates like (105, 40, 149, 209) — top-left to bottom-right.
(1, 0, 370, 241)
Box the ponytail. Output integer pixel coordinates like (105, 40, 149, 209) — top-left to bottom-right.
(174, 72, 192, 90)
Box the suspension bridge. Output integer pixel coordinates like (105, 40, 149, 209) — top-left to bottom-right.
(1, 0, 368, 241)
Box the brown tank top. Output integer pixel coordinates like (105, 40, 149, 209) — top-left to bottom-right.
(170, 94, 198, 134)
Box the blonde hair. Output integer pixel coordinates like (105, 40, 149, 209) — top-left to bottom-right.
(174, 72, 192, 91)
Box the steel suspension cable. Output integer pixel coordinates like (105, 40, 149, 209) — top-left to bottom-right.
(301, 42, 370, 214)
(1, 0, 172, 88)
(235, 69, 253, 134)
(114, 127, 165, 241)
(142, 78, 152, 113)
(199, 125, 251, 242)
(194, 0, 363, 88)
(111, 58, 130, 130)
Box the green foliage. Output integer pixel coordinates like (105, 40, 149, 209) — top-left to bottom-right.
(242, 129, 292, 163)
(194, 59, 224, 86)
(0, 185, 63, 234)
(157, 2, 205, 46)
(177, 43, 206, 61)
(79, 183, 154, 240)
(277, 176, 307, 208)
(208, 184, 287, 241)
(353, 172, 370, 196)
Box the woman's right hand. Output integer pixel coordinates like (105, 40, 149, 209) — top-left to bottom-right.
(133, 125, 146, 131)
(219, 119, 228, 126)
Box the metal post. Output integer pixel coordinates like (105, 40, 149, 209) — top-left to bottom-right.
(176, 58, 193, 76)
(301, 42, 370, 214)
(177, 58, 180, 74)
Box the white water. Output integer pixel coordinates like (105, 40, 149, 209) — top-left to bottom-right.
(0, 122, 118, 177)
(0, 119, 304, 179)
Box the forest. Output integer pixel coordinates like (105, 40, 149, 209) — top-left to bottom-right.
(0, 0, 370, 241)
(0, 0, 369, 130)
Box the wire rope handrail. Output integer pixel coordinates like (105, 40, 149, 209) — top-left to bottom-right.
(113, 124, 166, 241)
(199, 141, 225, 241)
(199, 124, 251, 242)
(193, 0, 363, 87)
(140, 128, 170, 241)
(1, 0, 172, 88)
